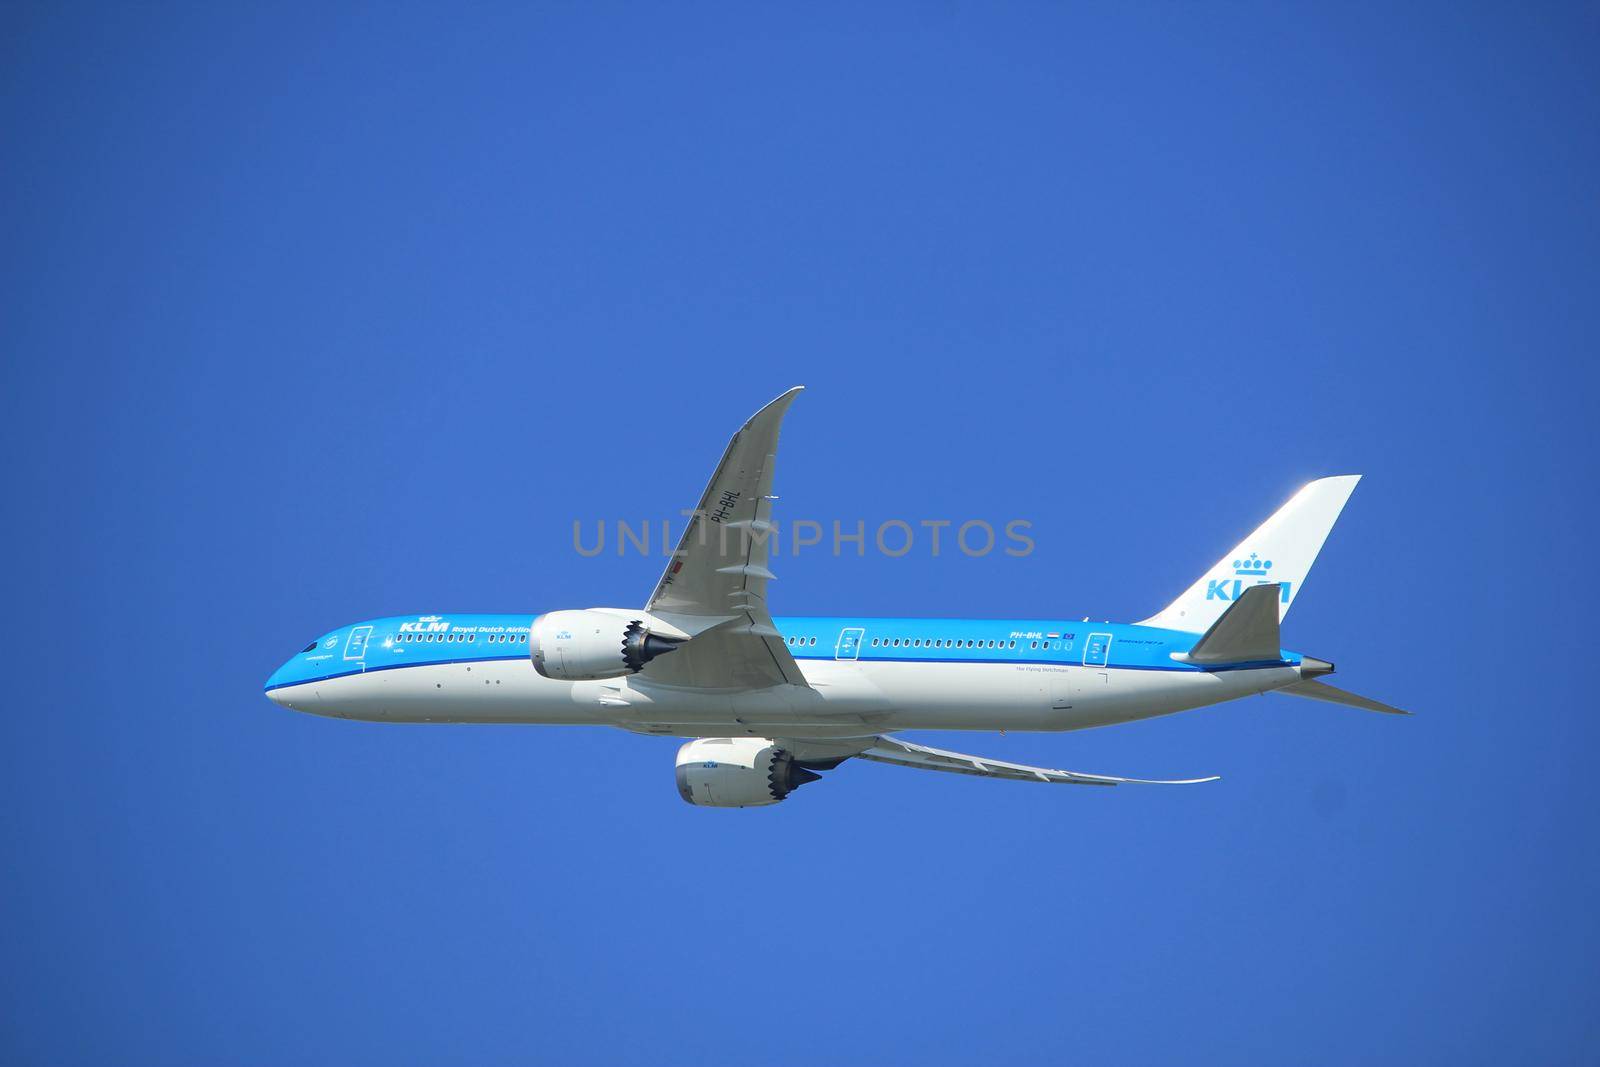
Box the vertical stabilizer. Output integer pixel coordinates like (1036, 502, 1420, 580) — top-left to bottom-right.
(1138, 476, 1360, 634)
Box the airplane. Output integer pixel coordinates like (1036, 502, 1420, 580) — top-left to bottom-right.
(264, 387, 1405, 807)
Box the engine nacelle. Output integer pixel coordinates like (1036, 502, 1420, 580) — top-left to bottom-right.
(529, 609, 688, 682)
(675, 738, 823, 807)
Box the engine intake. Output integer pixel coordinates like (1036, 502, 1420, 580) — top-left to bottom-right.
(530, 609, 686, 682)
(675, 738, 825, 807)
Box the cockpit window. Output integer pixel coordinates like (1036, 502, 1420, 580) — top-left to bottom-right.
(301, 641, 319, 653)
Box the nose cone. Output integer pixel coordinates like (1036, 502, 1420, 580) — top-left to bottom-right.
(264, 662, 298, 708)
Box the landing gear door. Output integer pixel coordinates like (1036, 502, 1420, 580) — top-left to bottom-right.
(835, 627, 865, 661)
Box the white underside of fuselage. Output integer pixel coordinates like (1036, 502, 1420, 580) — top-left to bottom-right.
(266, 657, 1301, 739)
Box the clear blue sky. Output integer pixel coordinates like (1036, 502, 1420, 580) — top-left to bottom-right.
(3, 3, 1596, 1063)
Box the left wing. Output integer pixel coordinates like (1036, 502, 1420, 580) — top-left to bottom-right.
(852, 736, 1219, 786)
(640, 387, 807, 690)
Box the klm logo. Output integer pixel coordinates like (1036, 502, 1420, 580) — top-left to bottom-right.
(1234, 552, 1271, 576)
(399, 615, 451, 633)
(1206, 552, 1291, 603)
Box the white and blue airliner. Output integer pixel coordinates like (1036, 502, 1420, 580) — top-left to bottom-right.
(265, 388, 1404, 807)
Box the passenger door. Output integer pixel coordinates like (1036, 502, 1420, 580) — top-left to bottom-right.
(1082, 632, 1112, 668)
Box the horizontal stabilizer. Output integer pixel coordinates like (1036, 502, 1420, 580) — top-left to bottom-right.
(1280, 679, 1409, 715)
(1182, 582, 1283, 664)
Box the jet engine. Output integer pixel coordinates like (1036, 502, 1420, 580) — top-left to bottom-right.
(674, 738, 827, 807)
(529, 609, 688, 682)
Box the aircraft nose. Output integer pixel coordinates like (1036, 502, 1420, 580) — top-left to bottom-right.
(264, 662, 297, 707)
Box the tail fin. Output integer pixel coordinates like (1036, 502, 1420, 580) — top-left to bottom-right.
(1138, 475, 1361, 634)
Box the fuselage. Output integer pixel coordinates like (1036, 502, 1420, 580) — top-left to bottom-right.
(264, 613, 1311, 737)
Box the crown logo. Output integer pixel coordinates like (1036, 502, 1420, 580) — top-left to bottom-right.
(1232, 552, 1272, 576)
